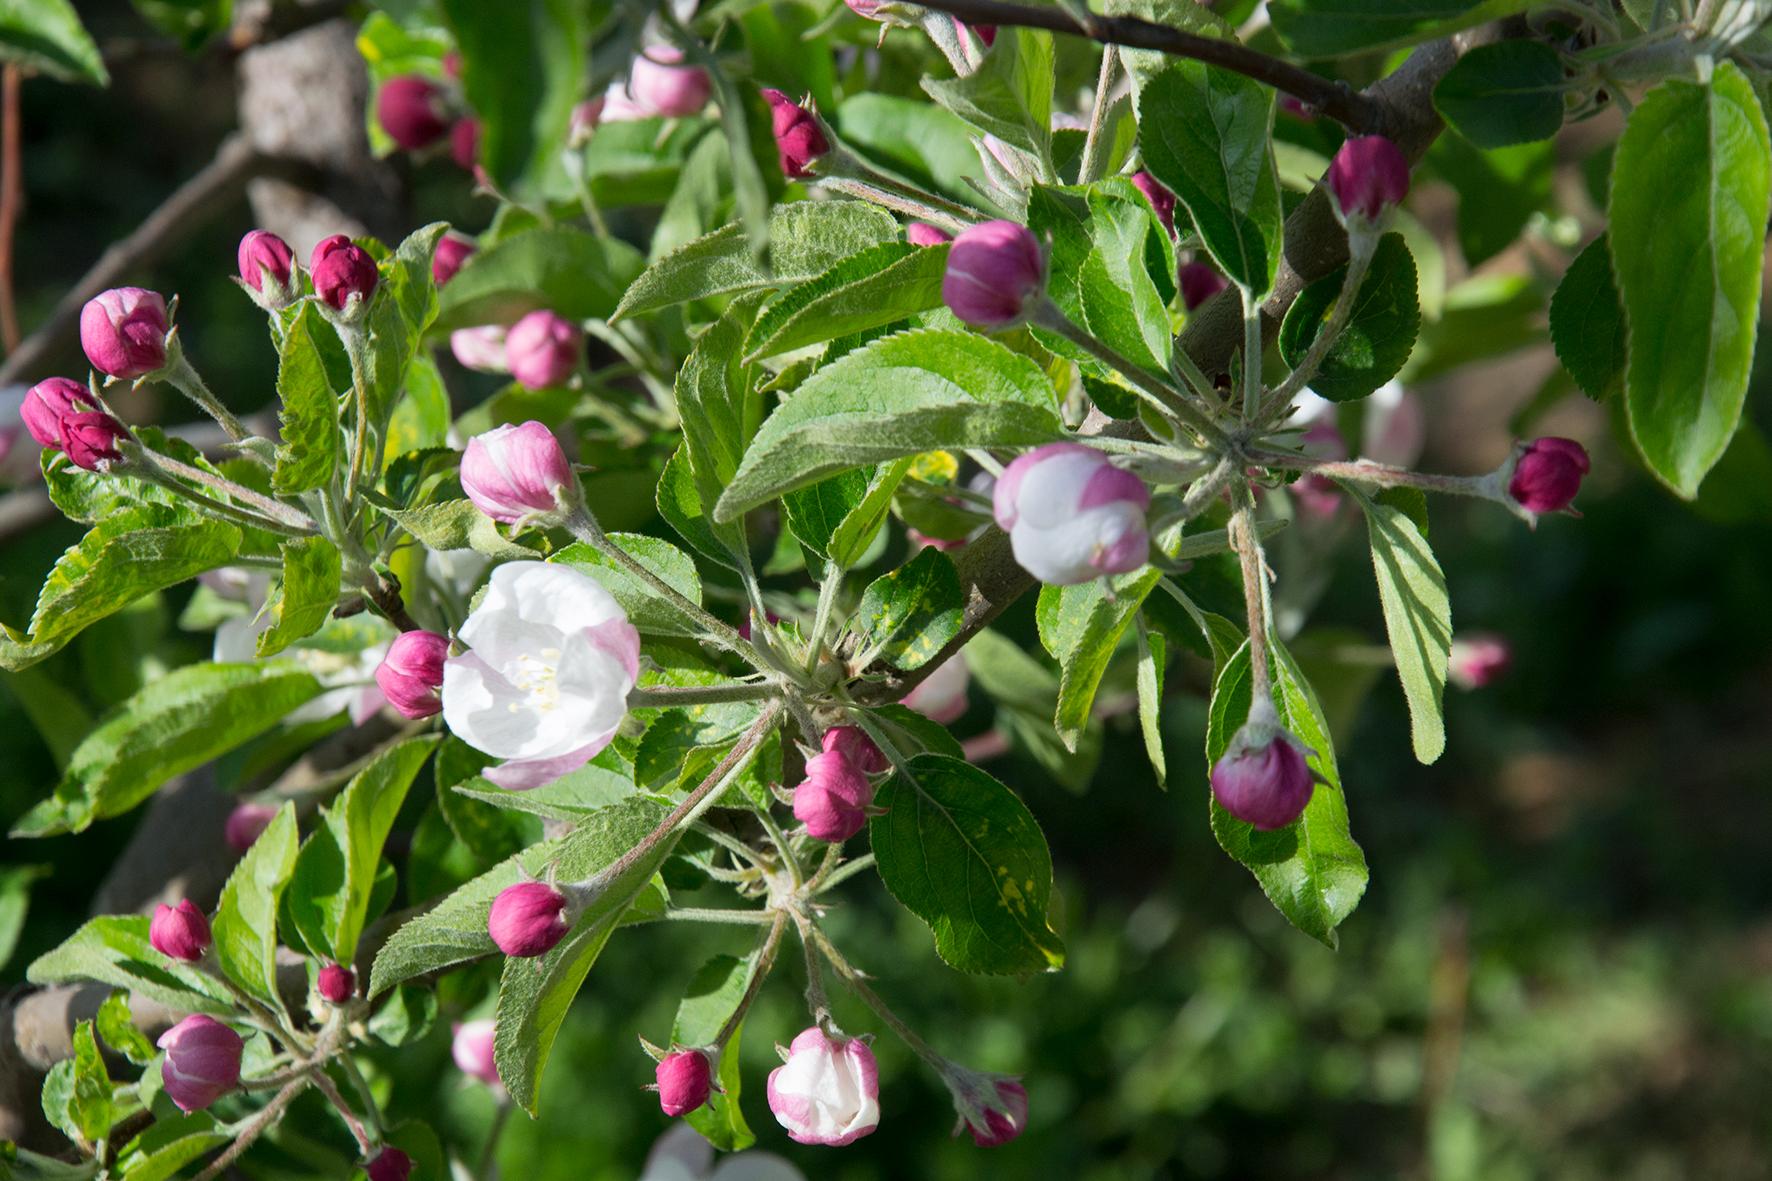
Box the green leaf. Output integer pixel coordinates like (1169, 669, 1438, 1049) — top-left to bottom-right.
(0, 0, 106, 85)
(41, 1021, 110, 1147)
(11, 663, 323, 838)
(112, 1112, 229, 1181)
(1205, 639, 1367, 947)
(1139, 61, 1282, 295)
(211, 802, 299, 1011)
(1135, 619, 1167, 788)
(255, 537, 342, 657)
(441, 0, 585, 193)
(966, 628, 1101, 791)
(1350, 488, 1450, 764)
(745, 242, 949, 362)
(1269, 0, 1528, 56)
(0, 863, 46, 972)
(783, 459, 912, 569)
(27, 915, 234, 1015)
(273, 302, 344, 494)
(1432, 41, 1566, 149)
(549, 534, 703, 636)
(1039, 568, 1163, 752)
(716, 330, 1062, 519)
(1611, 61, 1770, 498)
(871, 754, 1065, 975)
(286, 737, 439, 965)
(1278, 232, 1421, 403)
(94, 989, 156, 1065)
(923, 26, 1054, 165)
(657, 446, 739, 571)
(1548, 234, 1627, 401)
(855, 548, 964, 671)
(367, 982, 439, 1047)
(671, 954, 761, 1151)
(675, 294, 765, 559)
(832, 93, 983, 202)
(435, 226, 644, 332)
(382, 498, 537, 561)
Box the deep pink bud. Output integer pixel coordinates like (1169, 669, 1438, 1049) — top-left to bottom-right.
(504, 310, 581, 390)
(793, 750, 873, 843)
(1448, 633, 1512, 690)
(1131, 171, 1175, 236)
(365, 1147, 413, 1181)
(375, 630, 449, 719)
(628, 47, 711, 118)
(452, 1019, 501, 1087)
(761, 88, 829, 180)
(80, 287, 168, 380)
(225, 800, 278, 852)
(1211, 732, 1315, 830)
(1178, 261, 1228, 311)
(1507, 436, 1590, 514)
(310, 235, 379, 311)
(150, 899, 212, 962)
(1326, 135, 1410, 223)
(906, 222, 953, 247)
(450, 118, 480, 172)
(316, 963, 355, 1003)
(942, 220, 1046, 329)
(157, 1015, 242, 1112)
(460, 420, 576, 525)
(377, 75, 451, 150)
(964, 1079, 1029, 1147)
(488, 881, 570, 957)
(655, 1049, 713, 1116)
(821, 725, 888, 774)
(432, 231, 476, 287)
(22, 378, 89, 448)
(237, 230, 295, 296)
(61, 411, 129, 471)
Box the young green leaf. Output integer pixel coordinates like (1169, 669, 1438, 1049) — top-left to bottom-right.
(744, 242, 949, 362)
(0, 0, 107, 86)
(1038, 568, 1164, 752)
(112, 1112, 231, 1181)
(1349, 488, 1450, 763)
(855, 547, 965, 671)
(1278, 232, 1421, 403)
(1548, 234, 1627, 401)
(255, 536, 342, 657)
(273, 302, 344, 494)
(1432, 41, 1567, 149)
(40, 1021, 110, 1148)
(212, 802, 300, 1013)
(1135, 619, 1167, 788)
(922, 27, 1055, 165)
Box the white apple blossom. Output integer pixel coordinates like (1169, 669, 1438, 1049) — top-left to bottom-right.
(992, 444, 1150, 585)
(766, 1027, 880, 1147)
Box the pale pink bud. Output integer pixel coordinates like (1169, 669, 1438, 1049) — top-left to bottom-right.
(377, 75, 451, 150)
(150, 899, 211, 962)
(1448, 633, 1512, 690)
(452, 1019, 501, 1087)
(1130, 171, 1175, 236)
(488, 881, 570, 957)
(310, 235, 379, 311)
(768, 1027, 880, 1146)
(1507, 437, 1590, 515)
(992, 443, 1149, 585)
(225, 800, 278, 853)
(449, 325, 508, 373)
(61, 411, 129, 471)
(432, 231, 476, 287)
(655, 1049, 713, 1116)
(906, 221, 953, 247)
(365, 1148, 413, 1181)
(821, 724, 888, 774)
(80, 287, 168, 380)
(1327, 135, 1410, 224)
(793, 750, 874, 842)
(461, 421, 576, 525)
(628, 47, 710, 118)
(504, 310, 581, 390)
(1178, 260, 1228, 311)
(157, 1015, 242, 1112)
(761, 88, 829, 180)
(375, 630, 449, 719)
(316, 963, 355, 1003)
(22, 378, 89, 448)
(1211, 729, 1314, 830)
(237, 230, 295, 298)
(942, 220, 1046, 329)
(902, 654, 970, 724)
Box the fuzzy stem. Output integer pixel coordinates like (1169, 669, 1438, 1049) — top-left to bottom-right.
(662, 906, 779, 925)
(812, 852, 876, 894)
(628, 682, 780, 708)
(1247, 449, 1500, 501)
(163, 351, 247, 442)
(194, 1076, 307, 1181)
(1261, 230, 1377, 420)
(712, 910, 790, 1051)
(1077, 47, 1120, 185)
(1231, 494, 1273, 707)
(805, 921, 947, 1072)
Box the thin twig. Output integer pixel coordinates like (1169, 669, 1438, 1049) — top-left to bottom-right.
(193, 1076, 308, 1181)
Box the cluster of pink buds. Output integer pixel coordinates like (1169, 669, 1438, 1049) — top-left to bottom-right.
(22, 376, 126, 472)
(377, 70, 479, 176)
(793, 725, 888, 843)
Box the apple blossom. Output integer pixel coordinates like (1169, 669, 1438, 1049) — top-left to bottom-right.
(453, 1019, 502, 1088)
(628, 47, 711, 118)
(942, 220, 1046, 329)
(22, 377, 90, 449)
(80, 287, 168, 380)
(488, 880, 571, 957)
(504, 309, 581, 390)
(1448, 633, 1512, 690)
(793, 749, 873, 843)
(310, 234, 379, 311)
(377, 75, 450, 150)
(1361, 380, 1426, 468)
(767, 1027, 880, 1146)
(158, 1015, 242, 1112)
(946, 1072, 1027, 1147)
(459, 421, 578, 526)
(821, 724, 887, 774)
(375, 629, 449, 719)
(149, 899, 211, 962)
(655, 1049, 714, 1116)
(61, 412, 129, 471)
(992, 443, 1151, 585)
(450, 325, 509, 373)
(451, 117, 480, 171)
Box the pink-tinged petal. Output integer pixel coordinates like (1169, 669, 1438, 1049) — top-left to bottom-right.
(484, 740, 606, 791)
(1077, 463, 1150, 512)
(583, 615, 640, 685)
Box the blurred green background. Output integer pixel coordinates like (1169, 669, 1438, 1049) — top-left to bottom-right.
(4, 4, 1772, 1179)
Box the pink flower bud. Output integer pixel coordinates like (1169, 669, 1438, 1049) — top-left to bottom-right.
(1448, 633, 1512, 690)
(365, 1147, 413, 1181)
(461, 420, 577, 526)
(432, 231, 476, 287)
(80, 287, 168, 380)
(317, 963, 355, 1003)
(450, 325, 508, 373)
(225, 800, 278, 853)
(22, 378, 90, 448)
(310, 235, 379, 311)
(569, 97, 604, 145)
(956, 19, 996, 47)
(1131, 171, 1175, 237)
(452, 1019, 501, 1087)
(61, 411, 129, 471)
(761, 88, 829, 180)
(628, 47, 710, 118)
(793, 750, 874, 843)
(902, 654, 970, 724)
(992, 443, 1149, 585)
(157, 1015, 242, 1112)
(655, 1049, 713, 1116)
(375, 630, 449, 719)
(1211, 728, 1315, 830)
(1178, 260, 1228, 311)
(906, 221, 953, 247)
(450, 117, 480, 172)
(377, 75, 451, 150)
(504, 310, 581, 390)
(768, 1027, 880, 1146)
(1326, 135, 1410, 224)
(821, 725, 888, 774)
(955, 1077, 1027, 1147)
(942, 220, 1046, 330)
(237, 230, 295, 298)
(488, 880, 570, 957)
(1507, 436, 1590, 515)
(150, 899, 212, 962)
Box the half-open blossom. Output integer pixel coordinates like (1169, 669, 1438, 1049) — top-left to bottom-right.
(377, 75, 451, 150)
(793, 750, 873, 843)
(450, 325, 508, 373)
(237, 230, 297, 306)
(1211, 714, 1315, 830)
(22, 378, 90, 449)
(158, 1015, 242, 1112)
(767, 1028, 880, 1146)
(1327, 135, 1409, 225)
(488, 880, 571, 956)
(375, 629, 449, 719)
(433, 231, 476, 286)
(225, 800, 278, 853)
(453, 1019, 502, 1088)
(993, 443, 1150, 585)
(316, 963, 355, 1003)
(1508, 437, 1590, 515)
(762, 88, 828, 179)
(906, 222, 952, 247)
(1448, 633, 1512, 690)
(1179, 261, 1228, 311)
(821, 724, 888, 774)
(62, 412, 129, 471)
(943, 220, 1045, 330)
(442, 561, 638, 790)
(903, 654, 970, 724)
(628, 46, 711, 117)
(459, 421, 577, 526)
(655, 1049, 713, 1116)
(80, 288, 168, 380)
(1131, 171, 1175, 236)
(310, 235, 379, 311)
(504, 310, 581, 390)
(366, 1148, 413, 1181)
(150, 899, 211, 962)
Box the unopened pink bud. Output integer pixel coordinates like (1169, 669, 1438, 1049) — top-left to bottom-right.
(488, 880, 570, 957)
(225, 800, 278, 853)
(906, 222, 953, 247)
(1280, 95, 1317, 122)
(1131, 171, 1175, 236)
(365, 1147, 413, 1181)
(1448, 633, 1512, 690)
(80, 287, 168, 380)
(504, 310, 581, 390)
(432, 231, 476, 287)
(61, 411, 129, 471)
(157, 1015, 242, 1112)
(450, 117, 480, 172)
(961, 1079, 1028, 1147)
(956, 19, 996, 47)
(450, 325, 508, 373)
(569, 97, 605, 145)
(821, 725, 888, 774)
(150, 899, 212, 962)
(377, 75, 451, 150)
(655, 1049, 713, 1116)
(452, 1019, 501, 1087)
(460, 420, 576, 525)
(628, 47, 710, 118)
(310, 235, 379, 311)
(793, 750, 873, 843)
(1327, 135, 1409, 224)
(237, 230, 295, 298)
(375, 630, 449, 719)
(1507, 436, 1589, 515)
(1211, 731, 1314, 830)
(22, 378, 89, 448)
(316, 963, 355, 1003)
(761, 88, 829, 180)
(942, 220, 1045, 329)
(1179, 261, 1228, 311)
